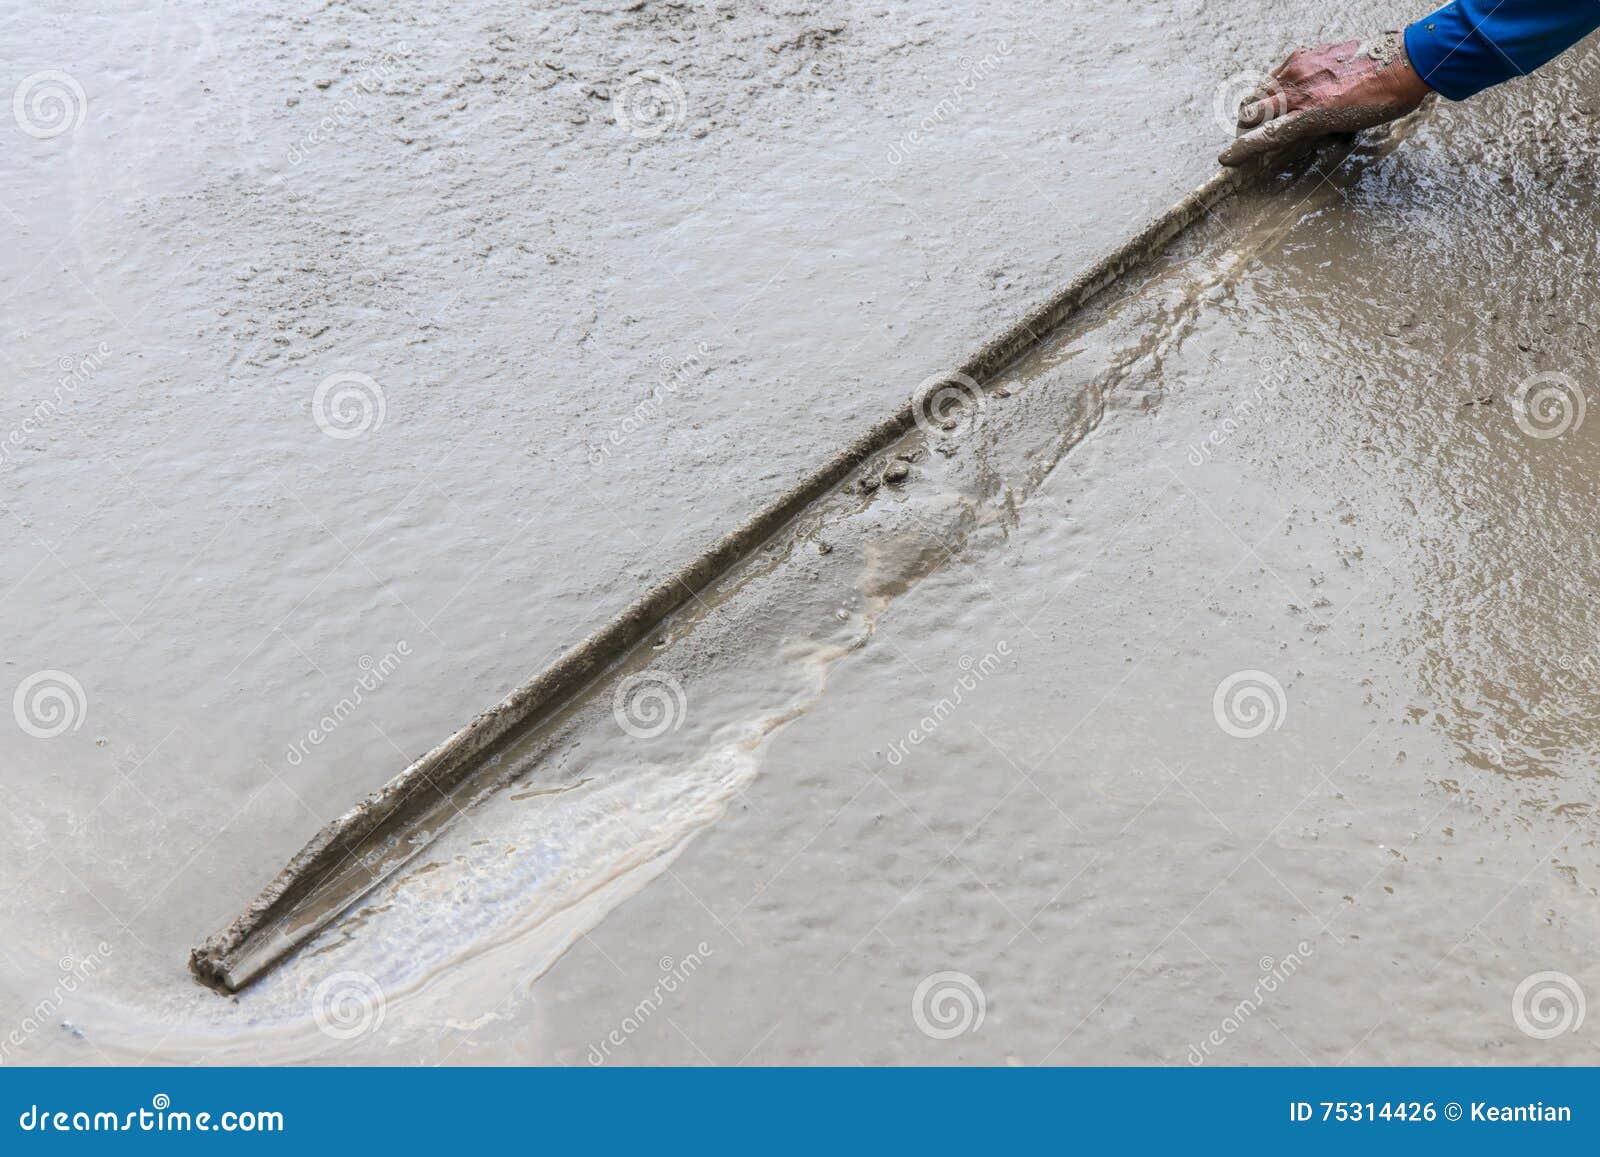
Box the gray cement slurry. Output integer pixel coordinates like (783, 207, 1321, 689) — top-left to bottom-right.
(21, 1, 1586, 1064)
(470, 88, 1600, 1065)
(1, 1, 1403, 1055)
(196, 78, 1600, 1065)
(190, 139, 1335, 996)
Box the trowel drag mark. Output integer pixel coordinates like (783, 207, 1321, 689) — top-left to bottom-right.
(190, 122, 1428, 995)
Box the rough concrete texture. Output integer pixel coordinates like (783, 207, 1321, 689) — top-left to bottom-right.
(12, 0, 1576, 1065)
(347, 68, 1600, 1064)
(190, 147, 1291, 995)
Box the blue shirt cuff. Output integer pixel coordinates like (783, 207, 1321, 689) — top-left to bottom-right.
(1404, 10, 1508, 100)
(1405, 1, 1600, 102)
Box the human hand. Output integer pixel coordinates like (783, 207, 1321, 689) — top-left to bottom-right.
(1219, 32, 1431, 166)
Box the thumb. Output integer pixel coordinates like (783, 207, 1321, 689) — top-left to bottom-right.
(1218, 108, 1313, 166)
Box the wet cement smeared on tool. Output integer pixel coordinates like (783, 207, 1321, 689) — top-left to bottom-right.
(188, 136, 1384, 993)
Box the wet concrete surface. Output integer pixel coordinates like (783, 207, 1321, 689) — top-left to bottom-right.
(224, 76, 1600, 1065)
(6, 2, 1594, 1064)
(498, 89, 1600, 1064)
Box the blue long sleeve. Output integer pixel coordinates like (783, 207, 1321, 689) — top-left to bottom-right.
(1405, 1, 1600, 99)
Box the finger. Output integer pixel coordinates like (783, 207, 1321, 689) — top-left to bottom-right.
(1269, 50, 1306, 82)
(1236, 94, 1282, 130)
(1239, 75, 1302, 129)
(1235, 80, 1272, 125)
(1239, 78, 1275, 107)
(1218, 109, 1313, 166)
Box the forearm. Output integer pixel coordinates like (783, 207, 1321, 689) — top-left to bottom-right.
(1406, 0, 1600, 100)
